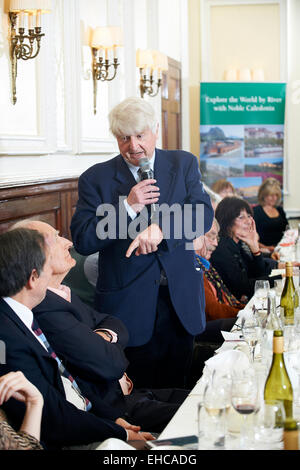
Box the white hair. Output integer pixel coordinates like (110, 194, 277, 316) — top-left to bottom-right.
(108, 97, 158, 137)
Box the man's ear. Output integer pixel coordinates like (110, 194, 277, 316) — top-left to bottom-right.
(27, 269, 39, 290)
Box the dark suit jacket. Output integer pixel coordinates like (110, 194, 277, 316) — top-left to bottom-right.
(32, 290, 188, 433)
(71, 149, 214, 346)
(33, 290, 130, 409)
(0, 298, 126, 449)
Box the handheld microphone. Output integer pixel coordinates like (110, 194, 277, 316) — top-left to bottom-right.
(138, 158, 156, 214)
(138, 158, 154, 180)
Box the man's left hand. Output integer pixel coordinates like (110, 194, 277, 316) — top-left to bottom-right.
(126, 223, 163, 257)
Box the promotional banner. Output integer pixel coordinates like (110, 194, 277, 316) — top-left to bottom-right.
(200, 82, 286, 204)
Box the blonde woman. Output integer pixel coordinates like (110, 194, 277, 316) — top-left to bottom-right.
(253, 178, 288, 251)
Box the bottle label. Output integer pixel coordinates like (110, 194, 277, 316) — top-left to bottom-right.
(286, 266, 293, 277)
(273, 336, 284, 353)
(284, 431, 299, 450)
(281, 306, 294, 325)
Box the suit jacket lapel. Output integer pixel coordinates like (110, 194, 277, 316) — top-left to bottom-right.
(154, 149, 176, 204)
(112, 150, 177, 206)
(113, 155, 137, 201)
(0, 298, 52, 359)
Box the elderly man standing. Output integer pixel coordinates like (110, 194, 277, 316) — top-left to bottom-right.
(71, 97, 213, 389)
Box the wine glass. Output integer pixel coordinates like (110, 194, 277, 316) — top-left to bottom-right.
(254, 400, 286, 449)
(202, 373, 231, 448)
(231, 371, 260, 449)
(241, 315, 260, 363)
(254, 280, 270, 309)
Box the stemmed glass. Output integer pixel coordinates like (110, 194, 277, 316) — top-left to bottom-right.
(254, 280, 270, 309)
(201, 372, 231, 448)
(231, 370, 260, 449)
(241, 314, 260, 363)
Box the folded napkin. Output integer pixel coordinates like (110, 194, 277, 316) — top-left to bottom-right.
(237, 308, 253, 320)
(95, 438, 136, 450)
(204, 349, 250, 376)
(221, 331, 244, 341)
(270, 269, 285, 277)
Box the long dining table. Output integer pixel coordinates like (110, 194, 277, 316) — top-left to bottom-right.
(158, 227, 300, 448)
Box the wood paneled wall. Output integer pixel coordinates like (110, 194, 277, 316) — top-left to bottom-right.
(0, 179, 78, 240)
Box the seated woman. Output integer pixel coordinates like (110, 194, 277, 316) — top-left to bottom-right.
(211, 196, 279, 301)
(0, 371, 43, 450)
(253, 177, 288, 252)
(211, 179, 235, 199)
(193, 219, 245, 322)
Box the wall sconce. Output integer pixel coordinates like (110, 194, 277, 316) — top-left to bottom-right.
(91, 26, 123, 115)
(136, 49, 168, 99)
(8, 0, 52, 104)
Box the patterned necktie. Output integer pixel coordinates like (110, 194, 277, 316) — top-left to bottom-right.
(31, 317, 92, 411)
(137, 167, 143, 182)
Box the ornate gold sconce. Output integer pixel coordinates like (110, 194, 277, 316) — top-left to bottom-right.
(136, 49, 168, 99)
(91, 26, 123, 115)
(9, 0, 51, 104)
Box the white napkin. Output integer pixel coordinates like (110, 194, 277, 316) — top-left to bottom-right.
(204, 349, 250, 376)
(95, 438, 136, 450)
(221, 331, 244, 341)
(270, 269, 285, 277)
(237, 308, 253, 320)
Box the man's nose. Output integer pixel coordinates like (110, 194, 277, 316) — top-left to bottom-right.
(212, 238, 218, 246)
(129, 137, 139, 150)
(63, 237, 73, 248)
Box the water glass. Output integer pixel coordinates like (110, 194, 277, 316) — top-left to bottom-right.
(274, 279, 283, 297)
(254, 401, 286, 449)
(254, 280, 270, 309)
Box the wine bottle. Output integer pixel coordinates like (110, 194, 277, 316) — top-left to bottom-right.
(280, 262, 297, 325)
(283, 419, 299, 450)
(264, 330, 293, 419)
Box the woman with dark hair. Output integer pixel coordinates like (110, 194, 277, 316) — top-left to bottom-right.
(210, 197, 277, 301)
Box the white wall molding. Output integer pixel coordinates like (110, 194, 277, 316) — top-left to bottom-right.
(201, 0, 287, 82)
(0, 153, 116, 188)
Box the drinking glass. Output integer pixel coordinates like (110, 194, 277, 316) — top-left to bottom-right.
(241, 315, 260, 363)
(274, 279, 283, 297)
(253, 306, 268, 329)
(254, 280, 270, 309)
(254, 400, 286, 449)
(202, 373, 231, 448)
(231, 371, 260, 449)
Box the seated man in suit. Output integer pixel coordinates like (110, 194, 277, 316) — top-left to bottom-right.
(14, 220, 190, 435)
(0, 228, 154, 449)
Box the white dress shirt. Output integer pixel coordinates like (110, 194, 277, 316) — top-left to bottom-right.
(2, 297, 87, 411)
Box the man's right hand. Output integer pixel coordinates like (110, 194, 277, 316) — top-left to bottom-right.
(127, 430, 156, 441)
(127, 179, 160, 214)
(115, 417, 155, 441)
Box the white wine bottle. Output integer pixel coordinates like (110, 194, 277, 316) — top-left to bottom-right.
(264, 330, 293, 419)
(283, 419, 299, 450)
(280, 262, 297, 325)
